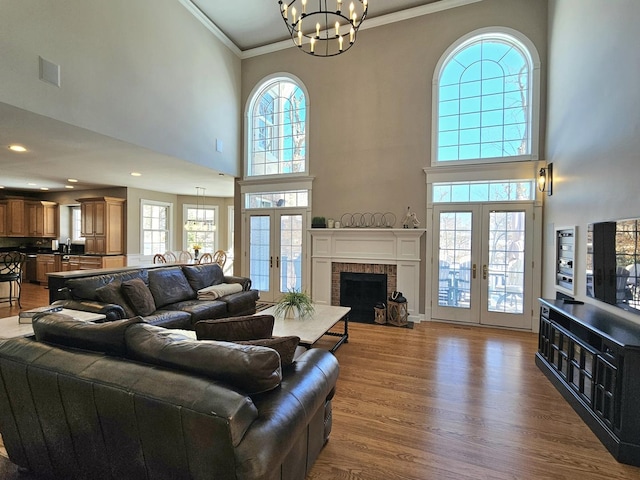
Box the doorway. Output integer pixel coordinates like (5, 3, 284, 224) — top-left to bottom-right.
(245, 209, 306, 302)
(431, 203, 534, 329)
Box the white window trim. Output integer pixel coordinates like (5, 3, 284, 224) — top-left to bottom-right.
(244, 72, 310, 180)
(431, 26, 541, 166)
(140, 199, 173, 255)
(182, 203, 219, 251)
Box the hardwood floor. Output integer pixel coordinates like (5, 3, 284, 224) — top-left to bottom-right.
(2, 284, 639, 479)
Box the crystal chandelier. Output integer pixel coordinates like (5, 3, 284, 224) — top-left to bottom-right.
(184, 187, 216, 232)
(278, 0, 369, 57)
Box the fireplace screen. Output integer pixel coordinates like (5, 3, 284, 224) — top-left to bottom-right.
(340, 272, 387, 323)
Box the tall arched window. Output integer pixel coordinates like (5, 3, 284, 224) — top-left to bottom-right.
(246, 76, 307, 178)
(433, 28, 540, 164)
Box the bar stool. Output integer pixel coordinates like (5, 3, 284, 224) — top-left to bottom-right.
(0, 251, 26, 308)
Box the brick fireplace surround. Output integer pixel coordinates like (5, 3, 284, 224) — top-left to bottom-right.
(331, 262, 397, 308)
(310, 228, 425, 322)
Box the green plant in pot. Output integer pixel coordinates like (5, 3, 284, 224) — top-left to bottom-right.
(311, 216, 326, 228)
(274, 289, 315, 319)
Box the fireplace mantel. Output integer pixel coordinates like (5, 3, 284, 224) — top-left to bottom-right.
(310, 228, 425, 321)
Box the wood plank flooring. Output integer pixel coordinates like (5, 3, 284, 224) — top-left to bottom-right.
(1, 284, 639, 479)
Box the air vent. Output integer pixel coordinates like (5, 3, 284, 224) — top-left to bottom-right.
(39, 56, 60, 87)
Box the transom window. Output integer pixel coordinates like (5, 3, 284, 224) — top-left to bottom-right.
(245, 190, 309, 209)
(434, 29, 539, 164)
(247, 77, 307, 177)
(433, 180, 535, 203)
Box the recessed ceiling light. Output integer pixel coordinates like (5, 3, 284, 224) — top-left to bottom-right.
(65, 185, 75, 189)
(40, 187, 49, 191)
(8, 145, 27, 152)
(130, 172, 142, 177)
(0, 186, 4, 189)
(67, 178, 79, 183)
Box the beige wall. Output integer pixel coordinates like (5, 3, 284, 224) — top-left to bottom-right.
(544, 0, 640, 323)
(0, 0, 242, 176)
(241, 0, 548, 312)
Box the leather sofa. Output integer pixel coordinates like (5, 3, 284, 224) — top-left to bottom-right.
(52, 263, 259, 329)
(0, 313, 339, 480)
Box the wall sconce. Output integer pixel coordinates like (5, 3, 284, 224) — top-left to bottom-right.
(538, 163, 553, 196)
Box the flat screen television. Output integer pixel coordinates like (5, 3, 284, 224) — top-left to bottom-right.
(586, 218, 640, 314)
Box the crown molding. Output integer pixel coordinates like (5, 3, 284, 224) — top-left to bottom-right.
(181, 0, 484, 60)
(177, 0, 242, 57)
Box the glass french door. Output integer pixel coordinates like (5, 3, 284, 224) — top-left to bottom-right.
(432, 203, 533, 329)
(246, 209, 306, 302)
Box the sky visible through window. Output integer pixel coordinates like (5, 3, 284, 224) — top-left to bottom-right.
(438, 37, 530, 162)
(251, 80, 306, 176)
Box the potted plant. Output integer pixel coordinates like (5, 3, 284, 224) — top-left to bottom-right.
(274, 289, 315, 319)
(311, 216, 326, 228)
(192, 244, 202, 259)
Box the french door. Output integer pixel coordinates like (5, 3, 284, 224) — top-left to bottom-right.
(245, 209, 306, 302)
(432, 203, 533, 329)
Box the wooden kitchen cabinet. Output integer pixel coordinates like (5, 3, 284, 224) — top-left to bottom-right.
(63, 255, 125, 271)
(36, 254, 61, 284)
(3, 198, 27, 237)
(1, 197, 58, 238)
(79, 197, 125, 255)
(26, 201, 59, 238)
(0, 202, 6, 236)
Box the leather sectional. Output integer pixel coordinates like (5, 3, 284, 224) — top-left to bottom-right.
(51, 263, 259, 329)
(0, 313, 339, 479)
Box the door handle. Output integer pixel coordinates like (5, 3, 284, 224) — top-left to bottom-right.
(483, 264, 488, 280)
(276, 256, 280, 268)
(472, 263, 477, 279)
(270, 256, 273, 268)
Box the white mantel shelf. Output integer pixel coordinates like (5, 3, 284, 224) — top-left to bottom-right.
(310, 228, 425, 321)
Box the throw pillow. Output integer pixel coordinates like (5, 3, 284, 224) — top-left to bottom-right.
(147, 267, 196, 308)
(237, 336, 300, 367)
(33, 313, 143, 356)
(125, 323, 282, 394)
(195, 315, 275, 341)
(121, 278, 156, 317)
(95, 282, 136, 318)
(182, 263, 224, 291)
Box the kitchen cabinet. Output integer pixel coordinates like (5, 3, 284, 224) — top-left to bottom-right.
(36, 254, 61, 284)
(26, 201, 59, 238)
(2, 198, 27, 237)
(1, 197, 58, 238)
(0, 202, 6, 236)
(79, 197, 125, 255)
(63, 255, 126, 271)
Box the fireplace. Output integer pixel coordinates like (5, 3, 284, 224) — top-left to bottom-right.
(340, 272, 387, 323)
(310, 228, 424, 322)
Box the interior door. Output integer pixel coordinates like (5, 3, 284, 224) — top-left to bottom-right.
(246, 209, 306, 302)
(432, 203, 533, 329)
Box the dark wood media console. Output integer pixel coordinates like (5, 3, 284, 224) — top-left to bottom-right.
(536, 298, 640, 466)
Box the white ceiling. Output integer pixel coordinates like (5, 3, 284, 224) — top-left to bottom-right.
(0, 0, 462, 197)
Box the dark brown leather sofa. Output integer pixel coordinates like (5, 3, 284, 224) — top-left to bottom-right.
(52, 263, 259, 329)
(0, 313, 339, 479)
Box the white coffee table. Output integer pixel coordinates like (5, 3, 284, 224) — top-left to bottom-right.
(0, 309, 107, 339)
(258, 304, 350, 353)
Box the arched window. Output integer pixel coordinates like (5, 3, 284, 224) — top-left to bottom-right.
(246, 75, 308, 178)
(433, 28, 540, 164)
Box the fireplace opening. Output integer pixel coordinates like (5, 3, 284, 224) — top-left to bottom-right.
(340, 272, 387, 323)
